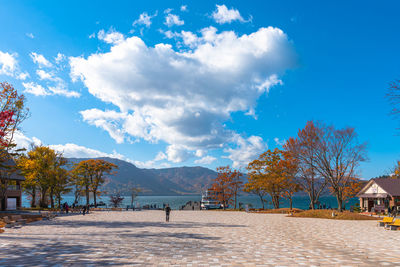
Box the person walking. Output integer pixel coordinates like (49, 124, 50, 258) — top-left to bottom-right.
(165, 204, 171, 222)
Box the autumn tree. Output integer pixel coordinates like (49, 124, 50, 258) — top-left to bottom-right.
(313, 124, 367, 211)
(72, 159, 117, 207)
(329, 177, 364, 210)
(246, 149, 292, 209)
(0, 83, 28, 210)
(284, 121, 328, 210)
(210, 166, 241, 210)
(17, 146, 69, 208)
(243, 175, 268, 209)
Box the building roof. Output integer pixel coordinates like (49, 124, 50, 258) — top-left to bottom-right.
(0, 158, 25, 181)
(373, 177, 400, 197)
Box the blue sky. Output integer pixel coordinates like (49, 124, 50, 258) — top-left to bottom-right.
(0, 1, 399, 178)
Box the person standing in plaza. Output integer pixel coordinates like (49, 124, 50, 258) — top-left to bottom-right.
(165, 204, 171, 222)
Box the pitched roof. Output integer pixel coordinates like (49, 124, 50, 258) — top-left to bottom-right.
(0, 158, 25, 181)
(373, 177, 400, 197)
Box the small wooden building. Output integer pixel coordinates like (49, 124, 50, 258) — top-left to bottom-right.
(0, 158, 25, 211)
(357, 177, 400, 212)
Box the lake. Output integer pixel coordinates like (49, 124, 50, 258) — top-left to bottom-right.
(22, 195, 359, 210)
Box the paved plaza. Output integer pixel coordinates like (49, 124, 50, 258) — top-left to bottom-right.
(1, 210, 400, 266)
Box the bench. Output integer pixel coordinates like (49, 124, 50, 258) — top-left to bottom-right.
(378, 216, 394, 227)
(386, 219, 400, 230)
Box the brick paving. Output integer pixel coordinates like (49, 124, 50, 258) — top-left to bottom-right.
(1, 210, 400, 266)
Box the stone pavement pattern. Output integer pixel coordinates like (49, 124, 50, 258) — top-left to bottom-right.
(1, 210, 400, 266)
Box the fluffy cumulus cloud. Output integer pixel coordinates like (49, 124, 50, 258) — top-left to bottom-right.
(224, 135, 266, 168)
(164, 13, 184, 27)
(70, 26, 294, 163)
(212, 5, 245, 24)
(0, 51, 28, 80)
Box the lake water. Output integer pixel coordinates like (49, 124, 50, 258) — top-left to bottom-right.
(22, 195, 359, 210)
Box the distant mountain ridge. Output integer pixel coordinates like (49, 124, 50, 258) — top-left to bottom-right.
(67, 157, 218, 195)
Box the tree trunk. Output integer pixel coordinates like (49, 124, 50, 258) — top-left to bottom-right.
(50, 188, 54, 208)
(336, 191, 343, 212)
(289, 197, 293, 210)
(234, 192, 237, 209)
(40, 188, 48, 208)
(0, 196, 5, 211)
(31, 187, 36, 207)
(85, 185, 90, 206)
(93, 188, 97, 208)
(259, 194, 265, 209)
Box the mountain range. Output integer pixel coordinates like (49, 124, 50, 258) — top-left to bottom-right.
(67, 157, 218, 195)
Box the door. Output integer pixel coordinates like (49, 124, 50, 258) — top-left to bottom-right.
(368, 200, 374, 212)
(7, 198, 17, 210)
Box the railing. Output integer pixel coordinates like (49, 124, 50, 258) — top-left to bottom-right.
(7, 185, 20, 191)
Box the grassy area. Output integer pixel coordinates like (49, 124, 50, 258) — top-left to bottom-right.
(290, 209, 378, 220)
(250, 208, 303, 214)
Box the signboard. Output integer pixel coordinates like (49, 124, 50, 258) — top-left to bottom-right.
(7, 198, 16, 210)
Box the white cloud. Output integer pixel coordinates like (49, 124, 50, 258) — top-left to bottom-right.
(22, 82, 50, 96)
(0, 51, 28, 80)
(89, 33, 96, 39)
(224, 135, 266, 168)
(97, 29, 124, 44)
(54, 53, 66, 64)
(48, 85, 80, 98)
(0, 51, 18, 76)
(17, 72, 29, 80)
(164, 13, 184, 27)
(80, 109, 127, 144)
(133, 12, 157, 28)
(30, 52, 53, 68)
(166, 144, 191, 163)
(34, 69, 80, 97)
(26, 33, 35, 39)
(70, 27, 294, 162)
(180, 5, 187, 12)
(274, 137, 286, 146)
(195, 155, 216, 164)
(212, 4, 245, 24)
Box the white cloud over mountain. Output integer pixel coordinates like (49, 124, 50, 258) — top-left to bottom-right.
(70, 25, 294, 165)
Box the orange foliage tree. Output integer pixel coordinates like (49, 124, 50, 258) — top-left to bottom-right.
(284, 121, 328, 210)
(246, 149, 298, 209)
(210, 166, 242, 210)
(72, 159, 117, 207)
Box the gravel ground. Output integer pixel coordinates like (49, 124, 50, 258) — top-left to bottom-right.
(0, 210, 399, 266)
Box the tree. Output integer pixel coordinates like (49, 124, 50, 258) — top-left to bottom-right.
(284, 121, 328, 210)
(72, 161, 95, 206)
(280, 152, 301, 210)
(17, 146, 69, 208)
(91, 160, 117, 207)
(0, 83, 28, 210)
(246, 149, 290, 209)
(72, 159, 117, 207)
(130, 186, 141, 207)
(387, 79, 400, 115)
(329, 177, 363, 210)
(243, 179, 268, 209)
(109, 192, 124, 208)
(314, 124, 366, 211)
(210, 166, 240, 210)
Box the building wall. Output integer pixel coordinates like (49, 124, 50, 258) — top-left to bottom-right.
(364, 182, 388, 194)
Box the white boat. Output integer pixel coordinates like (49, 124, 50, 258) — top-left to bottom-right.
(201, 189, 223, 210)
